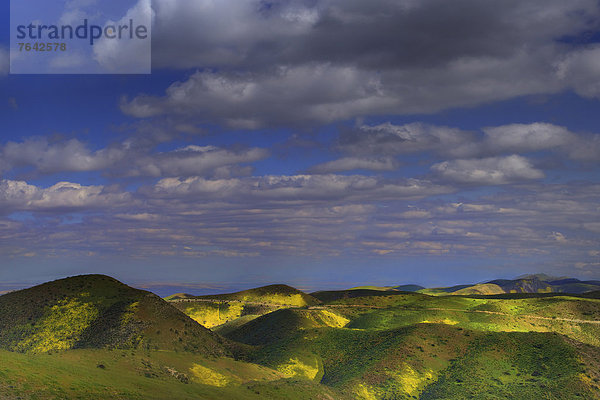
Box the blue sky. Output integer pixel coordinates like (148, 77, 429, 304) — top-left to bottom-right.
(1, 0, 600, 294)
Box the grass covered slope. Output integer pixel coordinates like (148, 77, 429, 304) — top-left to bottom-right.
(2, 275, 600, 399)
(0, 275, 227, 355)
(227, 318, 600, 399)
(167, 284, 322, 331)
(227, 308, 349, 346)
(169, 299, 274, 329)
(221, 288, 600, 399)
(0, 348, 346, 400)
(193, 284, 321, 307)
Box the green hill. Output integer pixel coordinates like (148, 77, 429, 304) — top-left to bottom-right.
(452, 283, 505, 295)
(167, 285, 322, 330)
(226, 308, 349, 346)
(194, 284, 320, 307)
(2, 275, 600, 399)
(226, 315, 600, 399)
(0, 275, 227, 355)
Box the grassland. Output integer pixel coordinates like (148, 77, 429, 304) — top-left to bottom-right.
(0, 348, 344, 399)
(219, 289, 600, 399)
(1, 275, 600, 399)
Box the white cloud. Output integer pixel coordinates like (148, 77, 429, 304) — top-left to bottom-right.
(0, 180, 131, 212)
(431, 155, 545, 185)
(124, 146, 268, 177)
(338, 122, 477, 157)
(121, 64, 394, 128)
(93, 0, 152, 73)
(148, 174, 453, 202)
(339, 122, 600, 163)
(0, 138, 125, 174)
(0, 138, 267, 179)
(483, 123, 574, 152)
(556, 45, 600, 99)
(308, 157, 398, 174)
(121, 0, 600, 127)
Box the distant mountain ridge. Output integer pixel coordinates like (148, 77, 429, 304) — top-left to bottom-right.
(309, 275, 600, 297)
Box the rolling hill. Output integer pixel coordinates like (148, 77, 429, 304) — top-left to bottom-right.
(0, 274, 228, 355)
(222, 288, 600, 399)
(166, 284, 321, 330)
(2, 274, 600, 399)
(193, 284, 320, 307)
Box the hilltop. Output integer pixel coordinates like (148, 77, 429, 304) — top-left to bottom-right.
(165, 285, 322, 331)
(194, 284, 320, 307)
(0, 274, 227, 355)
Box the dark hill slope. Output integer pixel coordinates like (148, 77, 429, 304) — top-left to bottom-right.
(0, 274, 228, 355)
(488, 277, 600, 294)
(311, 289, 422, 303)
(393, 284, 425, 292)
(226, 308, 349, 346)
(488, 277, 554, 293)
(195, 284, 320, 307)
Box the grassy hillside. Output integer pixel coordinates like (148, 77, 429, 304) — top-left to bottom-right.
(320, 292, 600, 346)
(0, 348, 346, 400)
(452, 283, 505, 295)
(169, 300, 275, 329)
(0, 275, 227, 355)
(2, 275, 600, 399)
(227, 308, 349, 346)
(167, 284, 322, 332)
(227, 320, 600, 399)
(193, 284, 320, 307)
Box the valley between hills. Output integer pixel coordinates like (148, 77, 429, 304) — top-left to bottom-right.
(1, 274, 600, 399)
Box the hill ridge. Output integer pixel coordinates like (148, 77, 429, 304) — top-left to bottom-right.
(0, 274, 228, 356)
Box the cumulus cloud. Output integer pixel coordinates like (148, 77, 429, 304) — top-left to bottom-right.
(337, 122, 600, 163)
(93, 0, 152, 73)
(0, 137, 267, 179)
(0, 179, 131, 213)
(337, 122, 477, 157)
(149, 0, 599, 70)
(307, 157, 398, 174)
(119, 0, 600, 127)
(121, 54, 564, 128)
(431, 155, 545, 184)
(482, 123, 600, 162)
(0, 137, 125, 175)
(147, 174, 453, 202)
(122, 145, 268, 178)
(556, 44, 600, 99)
(121, 64, 394, 128)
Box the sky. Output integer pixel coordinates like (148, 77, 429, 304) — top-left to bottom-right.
(1, 0, 600, 294)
